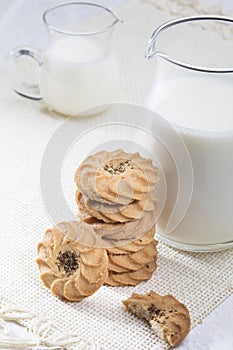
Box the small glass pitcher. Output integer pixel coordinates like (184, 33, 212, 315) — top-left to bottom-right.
(9, 2, 122, 116)
(146, 16, 233, 251)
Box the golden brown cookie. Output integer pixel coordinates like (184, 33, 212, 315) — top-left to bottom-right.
(36, 222, 108, 302)
(81, 205, 157, 243)
(108, 240, 158, 273)
(55, 221, 102, 249)
(51, 219, 155, 250)
(105, 261, 157, 286)
(77, 190, 157, 223)
(123, 291, 191, 347)
(75, 149, 158, 205)
(76, 191, 114, 223)
(106, 226, 155, 255)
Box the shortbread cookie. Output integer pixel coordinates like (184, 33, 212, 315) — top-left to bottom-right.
(106, 227, 155, 255)
(108, 240, 158, 273)
(55, 221, 100, 248)
(51, 219, 155, 250)
(75, 149, 158, 205)
(105, 261, 157, 286)
(53, 220, 136, 251)
(76, 191, 114, 223)
(77, 190, 157, 223)
(81, 205, 157, 243)
(123, 291, 190, 347)
(36, 223, 108, 302)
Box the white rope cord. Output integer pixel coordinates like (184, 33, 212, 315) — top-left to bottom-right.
(0, 296, 102, 350)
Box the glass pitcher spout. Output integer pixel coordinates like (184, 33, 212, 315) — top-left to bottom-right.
(146, 15, 233, 73)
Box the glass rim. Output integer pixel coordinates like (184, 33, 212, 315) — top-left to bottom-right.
(146, 15, 233, 73)
(43, 1, 122, 36)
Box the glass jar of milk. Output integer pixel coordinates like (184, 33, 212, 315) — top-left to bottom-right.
(9, 2, 122, 116)
(146, 16, 233, 251)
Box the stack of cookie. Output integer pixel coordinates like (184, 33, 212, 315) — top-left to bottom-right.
(75, 149, 159, 286)
(36, 149, 159, 301)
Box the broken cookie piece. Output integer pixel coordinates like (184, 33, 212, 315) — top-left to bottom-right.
(123, 291, 190, 347)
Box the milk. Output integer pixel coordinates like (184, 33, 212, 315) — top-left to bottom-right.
(40, 36, 120, 116)
(148, 68, 233, 249)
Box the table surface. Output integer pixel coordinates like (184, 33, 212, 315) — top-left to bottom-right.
(1, 0, 233, 349)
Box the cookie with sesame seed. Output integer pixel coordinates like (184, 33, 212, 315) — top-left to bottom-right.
(75, 149, 158, 206)
(36, 222, 108, 302)
(123, 291, 190, 347)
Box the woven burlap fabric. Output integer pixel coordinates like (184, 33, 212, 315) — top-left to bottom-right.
(0, 1, 233, 349)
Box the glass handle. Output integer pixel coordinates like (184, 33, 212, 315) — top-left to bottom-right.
(8, 46, 44, 100)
